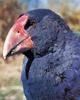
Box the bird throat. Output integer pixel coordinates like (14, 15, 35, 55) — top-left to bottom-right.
(23, 50, 34, 79)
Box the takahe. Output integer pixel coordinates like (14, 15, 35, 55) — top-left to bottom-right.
(3, 9, 80, 100)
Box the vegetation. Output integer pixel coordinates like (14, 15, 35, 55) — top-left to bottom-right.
(0, 0, 26, 99)
(60, 4, 80, 32)
(0, 54, 25, 99)
(0, 0, 27, 41)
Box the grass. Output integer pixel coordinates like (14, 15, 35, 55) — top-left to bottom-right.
(0, 45, 26, 100)
(0, 86, 24, 100)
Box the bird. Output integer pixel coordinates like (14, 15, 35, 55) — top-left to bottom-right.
(3, 9, 80, 100)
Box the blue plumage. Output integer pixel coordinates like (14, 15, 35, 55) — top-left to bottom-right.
(21, 9, 80, 100)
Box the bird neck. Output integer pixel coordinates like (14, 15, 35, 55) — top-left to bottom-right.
(23, 50, 34, 79)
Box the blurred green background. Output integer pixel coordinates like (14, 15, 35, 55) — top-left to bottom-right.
(0, 0, 80, 100)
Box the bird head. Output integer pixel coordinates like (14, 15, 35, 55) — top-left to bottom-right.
(3, 9, 52, 59)
(3, 9, 71, 59)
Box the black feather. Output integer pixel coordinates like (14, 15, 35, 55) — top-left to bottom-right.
(21, 9, 80, 100)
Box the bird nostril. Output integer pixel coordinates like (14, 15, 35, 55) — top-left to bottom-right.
(18, 31, 19, 33)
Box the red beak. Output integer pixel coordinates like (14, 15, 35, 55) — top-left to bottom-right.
(3, 15, 33, 59)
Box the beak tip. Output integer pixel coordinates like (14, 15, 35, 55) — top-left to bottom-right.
(3, 51, 7, 60)
(4, 57, 7, 60)
(3, 54, 7, 60)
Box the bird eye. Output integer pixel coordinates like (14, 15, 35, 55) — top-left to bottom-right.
(31, 21, 36, 25)
(31, 21, 36, 27)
